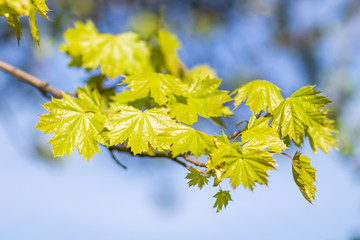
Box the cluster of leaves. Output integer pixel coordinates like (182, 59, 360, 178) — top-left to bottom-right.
(1, 5, 337, 211)
(0, 0, 49, 43)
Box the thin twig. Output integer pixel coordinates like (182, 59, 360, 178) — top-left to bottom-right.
(109, 149, 127, 169)
(0, 60, 74, 99)
(110, 145, 206, 174)
(268, 151, 293, 160)
(182, 153, 207, 167)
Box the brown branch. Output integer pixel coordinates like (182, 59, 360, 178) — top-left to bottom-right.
(268, 151, 293, 160)
(0, 60, 73, 99)
(182, 153, 207, 167)
(109, 145, 207, 174)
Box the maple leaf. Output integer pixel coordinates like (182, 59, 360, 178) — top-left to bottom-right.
(306, 118, 338, 154)
(213, 190, 232, 212)
(185, 65, 217, 84)
(122, 73, 188, 105)
(158, 124, 215, 157)
(232, 80, 283, 114)
(158, 29, 183, 76)
(0, 0, 50, 43)
(241, 116, 287, 154)
(60, 21, 152, 78)
(169, 76, 232, 124)
(208, 139, 276, 190)
(185, 168, 209, 189)
(36, 87, 106, 161)
(271, 85, 332, 145)
(104, 106, 180, 154)
(292, 151, 316, 203)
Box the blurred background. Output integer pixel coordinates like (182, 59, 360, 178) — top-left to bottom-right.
(1, 0, 360, 239)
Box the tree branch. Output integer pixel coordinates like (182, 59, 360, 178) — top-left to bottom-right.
(109, 145, 207, 174)
(0, 60, 72, 99)
(182, 153, 207, 167)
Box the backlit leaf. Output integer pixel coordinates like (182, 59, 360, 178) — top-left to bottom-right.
(60, 21, 152, 78)
(158, 29, 182, 76)
(104, 106, 179, 154)
(36, 87, 106, 161)
(241, 116, 287, 153)
(0, 0, 49, 43)
(208, 140, 276, 190)
(271, 85, 332, 145)
(292, 151, 316, 203)
(122, 73, 188, 105)
(232, 80, 283, 114)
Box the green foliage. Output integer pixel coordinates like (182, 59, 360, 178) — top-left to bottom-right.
(213, 190, 232, 212)
(60, 21, 152, 78)
(0, 0, 50, 43)
(2, 14, 335, 210)
(185, 168, 209, 189)
(292, 151, 316, 203)
(36, 87, 106, 160)
(233, 80, 283, 114)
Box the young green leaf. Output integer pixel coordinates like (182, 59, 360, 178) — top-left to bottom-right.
(104, 106, 179, 154)
(241, 116, 287, 153)
(208, 140, 276, 190)
(169, 76, 232, 124)
(122, 73, 188, 105)
(36, 87, 106, 161)
(306, 118, 338, 154)
(185, 65, 217, 84)
(0, 0, 50, 43)
(185, 168, 209, 189)
(271, 85, 332, 145)
(232, 80, 283, 113)
(213, 190, 232, 212)
(60, 21, 152, 78)
(158, 125, 215, 158)
(158, 29, 182, 76)
(292, 151, 316, 203)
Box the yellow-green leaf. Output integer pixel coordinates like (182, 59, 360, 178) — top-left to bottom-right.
(241, 116, 287, 153)
(208, 140, 276, 190)
(36, 87, 106, 161)
(123, 73, 188, 105)
(169, 76, 232, 124)
(0, 0, 50, 43)
(158, 29, 182, 76)
(60, 21, 152, 78)
(185, 168, 209, 189)
(104, 106, 179, 154)
(158, 124, 215, 158)
(292, 151, 316, 203)
(271, 85, 332, 145)
(232, 80, 283, 114)
(213, 190, 232, 212)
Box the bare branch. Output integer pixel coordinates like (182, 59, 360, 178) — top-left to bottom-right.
(182, 153, 207, 168)
(109, 145, 207, 174)
(0, 60, 74, 99)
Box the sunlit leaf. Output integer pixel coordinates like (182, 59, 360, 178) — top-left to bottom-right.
(158, 29, 182, 76)
(241, 116, 287, 153)
(122, 72, 188, 105)
(104, 106, 179, 154)
(292, 151, 316, 203)
(232, 80, 283, 114)
(0, 0, 49, 43)
(60, 21, 152, 78)
(36, 87, 106, 161)
(271, 85, 332, 146)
